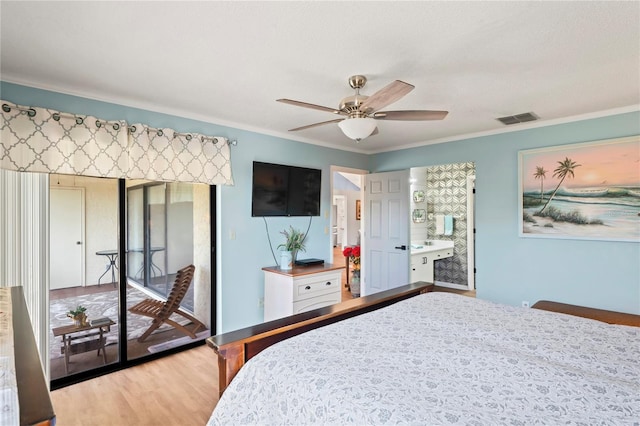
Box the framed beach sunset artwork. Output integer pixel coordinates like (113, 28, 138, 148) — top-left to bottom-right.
(518, 135, 640, 242)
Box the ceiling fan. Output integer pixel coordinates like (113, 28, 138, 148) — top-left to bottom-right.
(277, 75, 448, 142)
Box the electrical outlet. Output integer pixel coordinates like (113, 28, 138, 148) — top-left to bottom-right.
(258, 297, 264, 308)
(521, 300, 530, 308)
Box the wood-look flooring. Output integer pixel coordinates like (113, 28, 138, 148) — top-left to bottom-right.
(51, 344, 218, 426)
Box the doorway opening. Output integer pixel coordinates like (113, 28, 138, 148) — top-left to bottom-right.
(330, 166, 367, 301)
(410, 162, 476, 292)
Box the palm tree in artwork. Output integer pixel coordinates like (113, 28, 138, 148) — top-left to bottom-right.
(533, 166, 547, 202)
(539, 157, 581, 213)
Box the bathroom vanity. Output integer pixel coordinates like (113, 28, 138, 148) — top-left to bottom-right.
(410, 240, 454, 283)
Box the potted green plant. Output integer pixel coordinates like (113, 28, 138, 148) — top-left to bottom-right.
(277, 226, 307, 270)
(67, 305, 87, 327)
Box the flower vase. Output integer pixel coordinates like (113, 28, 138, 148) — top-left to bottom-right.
(350, 270, 361, 297)
(280, 250, 293, 270)
(73, 313, 87, 327)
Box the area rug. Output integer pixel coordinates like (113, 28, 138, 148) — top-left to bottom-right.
(49, 286, 191, 360)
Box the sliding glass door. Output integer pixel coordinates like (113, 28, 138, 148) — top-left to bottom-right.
(125, 181, 206, 360)
(49, 176, 214, 388)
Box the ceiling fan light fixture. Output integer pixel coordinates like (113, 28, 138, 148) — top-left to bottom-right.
(338, 117, 377, 141)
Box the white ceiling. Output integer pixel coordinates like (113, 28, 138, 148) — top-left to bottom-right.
(2, 1, 639, 153)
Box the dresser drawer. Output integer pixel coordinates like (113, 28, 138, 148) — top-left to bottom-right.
(293, 272, 340, 302)
(432, 249, 453, 259)
(292, 291, 341, 314)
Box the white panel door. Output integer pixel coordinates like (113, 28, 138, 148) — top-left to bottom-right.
(362, 170, 409, 296)
(50, 187, 84, 289)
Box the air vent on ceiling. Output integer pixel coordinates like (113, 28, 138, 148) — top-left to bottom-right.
(496, 112, 538, 125)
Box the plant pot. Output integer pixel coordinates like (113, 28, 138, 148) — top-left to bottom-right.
(72, 313, 87, 327)
(280, 250, 293, 270)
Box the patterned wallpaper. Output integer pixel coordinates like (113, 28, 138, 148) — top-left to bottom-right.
(425, 162, 475, 286)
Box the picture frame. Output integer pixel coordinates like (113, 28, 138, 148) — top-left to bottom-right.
(518, 135, 639, 242)
(412, 209, 426, 223)
(355, 199, 361, 220)
(413, 190, 425, 203)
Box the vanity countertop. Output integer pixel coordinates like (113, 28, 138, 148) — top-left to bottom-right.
(410, 240, 454, 255)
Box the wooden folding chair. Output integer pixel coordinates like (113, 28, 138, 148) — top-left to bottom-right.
(128, 264, 205, 343)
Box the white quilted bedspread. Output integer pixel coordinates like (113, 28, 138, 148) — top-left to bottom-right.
(208, 292, 640, 425)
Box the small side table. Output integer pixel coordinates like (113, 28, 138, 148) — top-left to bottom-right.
(52, 318, 115, 374)
(96, 250, 118, 286)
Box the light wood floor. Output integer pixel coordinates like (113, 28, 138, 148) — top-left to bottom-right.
(51, 344, 218, 425)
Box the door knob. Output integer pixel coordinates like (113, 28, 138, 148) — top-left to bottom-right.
(394, 245, 407, 250)
(76, 241, 82, 245)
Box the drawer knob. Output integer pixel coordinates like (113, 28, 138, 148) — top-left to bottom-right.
(305, 285, 311, 290)
(325, 281, 331, 286)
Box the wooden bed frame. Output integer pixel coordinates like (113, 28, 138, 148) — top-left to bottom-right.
(531, 300, 640, 327)
(206, 284, 640, 397)
(206, 282, 434, 397)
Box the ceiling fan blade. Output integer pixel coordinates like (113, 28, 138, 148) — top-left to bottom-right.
(277, 99, 346, 115)
(359, 80, 414, 113)
(289, 118, 344, 132)
(373, 110, 449, 121)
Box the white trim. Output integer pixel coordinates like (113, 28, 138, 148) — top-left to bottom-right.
(370, 105, 640, 154)
(467, 175, 476, 291)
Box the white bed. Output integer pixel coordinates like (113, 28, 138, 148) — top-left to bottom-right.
(208, 292, 640, 425)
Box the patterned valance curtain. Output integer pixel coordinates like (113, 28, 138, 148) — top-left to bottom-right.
(0, 100, 234, 185)
(1, 101, 129, 178)
(128, 124, 233, 185)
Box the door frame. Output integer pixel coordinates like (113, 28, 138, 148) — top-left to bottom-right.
(329, 166, 368, 264)
(333, 195, 347, 249)
(467, 175, 476, 290)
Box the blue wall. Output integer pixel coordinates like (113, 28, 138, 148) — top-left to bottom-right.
(371, 113, 640, 314)
(2, 82, 638, 333)
(0, 82, 369, 332)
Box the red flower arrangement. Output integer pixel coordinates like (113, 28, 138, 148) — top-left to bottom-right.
(342, 245, 361, 270)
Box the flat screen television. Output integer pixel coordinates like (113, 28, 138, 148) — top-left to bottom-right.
(252, 161, 321, 216)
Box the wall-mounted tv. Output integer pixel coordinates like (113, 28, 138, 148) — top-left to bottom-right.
(252, 161, 321, 217)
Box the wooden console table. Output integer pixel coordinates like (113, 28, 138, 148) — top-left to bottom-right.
(52, 318, 115, 374)
(207, 281, 434, 397)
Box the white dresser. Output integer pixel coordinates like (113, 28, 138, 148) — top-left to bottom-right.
(263, 264, 344, 322)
